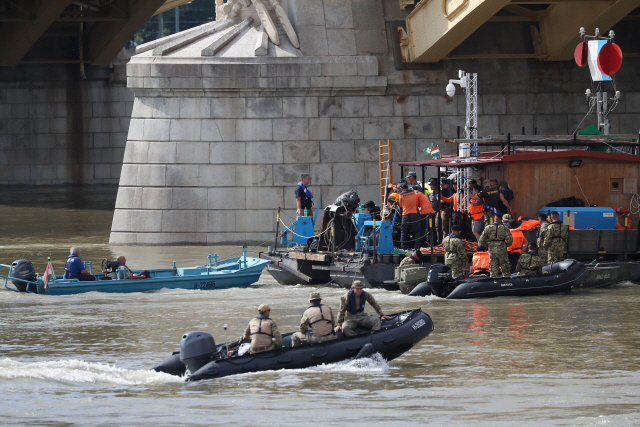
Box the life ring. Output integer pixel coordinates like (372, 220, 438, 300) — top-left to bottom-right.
(612, 206, 633, 229)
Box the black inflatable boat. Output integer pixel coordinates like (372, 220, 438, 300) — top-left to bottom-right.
(153, 309, 434, 381)
(409, 260, 588, 299)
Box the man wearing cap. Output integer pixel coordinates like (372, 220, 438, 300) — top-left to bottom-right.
(335, 281, 390, 337)
(400, 249, 422, 266)
(516, 242, 545, 276)
(406, 171, 422, 192)
(536, 213, 550, 262)
(398, 182, 422, 250)
(413, 184, 433, 247)
(505, 216, 527, 273)
(542, 211, 568, 263)
(243, 304, 282, 354)
(478, 213, 513, 278)
(291, 292, 336, 347)
(442, 225, 467, 278)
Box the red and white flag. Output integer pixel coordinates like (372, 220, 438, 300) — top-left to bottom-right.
(43, 261, 55, 291)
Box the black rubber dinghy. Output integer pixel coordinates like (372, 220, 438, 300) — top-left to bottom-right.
(153, 309, 434, 382)
(410, 260, 587, 299)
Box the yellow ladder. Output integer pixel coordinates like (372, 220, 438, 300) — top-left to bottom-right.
(379, 139, 392, 206)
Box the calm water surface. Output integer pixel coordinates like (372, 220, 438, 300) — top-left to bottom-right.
(1, 186, 639, 426)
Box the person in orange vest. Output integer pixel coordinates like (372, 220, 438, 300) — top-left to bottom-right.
(506, 216, 527, 273)
(471, 244, 490, 275)
(468, 186, 485, 241)
(413, 184, 434, 247)
(397, 182, 422, 250)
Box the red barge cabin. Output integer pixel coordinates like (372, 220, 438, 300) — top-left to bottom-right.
(396, 134, 640, 260)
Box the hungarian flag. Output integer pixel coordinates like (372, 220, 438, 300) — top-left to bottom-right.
(43, 261, 55, 291)
(430, 146, 440, 159)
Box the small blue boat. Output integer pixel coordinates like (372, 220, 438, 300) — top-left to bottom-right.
(1, 250, 269, 296)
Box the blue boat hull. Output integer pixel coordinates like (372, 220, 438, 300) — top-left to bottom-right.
(43, 257, 269, 295)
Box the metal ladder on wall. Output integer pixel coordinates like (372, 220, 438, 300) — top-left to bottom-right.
(379, 139, 393, 207)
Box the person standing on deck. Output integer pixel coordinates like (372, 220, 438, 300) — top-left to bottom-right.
(505, 216, 527, 273)
(442, 225, 467, 278)
(398, 182, 422, 250)
(537, 213, 550, 262)
(437, 179, 452, 243)
(295, 174, 313, 217)
(406, 171, 422, 192)
(478, 213, 513, 278)
(543, 211, 568, 263)
(468, 186, 485, 241)
(414, 184, 434, 247)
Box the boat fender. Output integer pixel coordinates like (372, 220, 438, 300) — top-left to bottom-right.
(355, 343, 374, 359)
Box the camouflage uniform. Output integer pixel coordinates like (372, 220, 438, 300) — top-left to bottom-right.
(291, 303, 337, 346)
(543, 221, 568, 263)
(338, 291, 385, 337)
(478, 222, 513, 278)
(442, 234, 467, 277)
(243, 317, 282, 354)
(536, 221, 550, 262)
(516, 251, 545, 275)
(399, 255, 416, 266)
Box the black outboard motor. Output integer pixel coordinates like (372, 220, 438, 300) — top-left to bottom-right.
(101, 259, 120, 280)
(426, 264, 457, 298)
(11, 259, 37, 293)
(180, 331, 218, 374)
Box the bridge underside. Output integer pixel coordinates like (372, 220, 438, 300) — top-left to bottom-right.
(0, 0, 191, 66)
(400, 0, 640, 63)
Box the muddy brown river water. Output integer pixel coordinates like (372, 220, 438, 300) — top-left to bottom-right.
(1, 185, 639, 426)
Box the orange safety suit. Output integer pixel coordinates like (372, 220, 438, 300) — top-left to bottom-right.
(398, 191, 418, 215)
(508, 229, 527, 254)
(471, 251, 489, 274)
(416, 192, 434, 215)
(440, 193, 467, 213)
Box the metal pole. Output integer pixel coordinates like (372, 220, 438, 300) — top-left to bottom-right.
(274, 207, 281, 253)
(372, 217, 377, 264)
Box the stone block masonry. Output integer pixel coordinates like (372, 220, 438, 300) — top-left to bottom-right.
(0, 63, 132, 185)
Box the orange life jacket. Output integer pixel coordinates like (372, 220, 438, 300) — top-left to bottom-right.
(508, 229, 527, 254)
(469, 202, 484, 220)
(471, 252, 489, 274)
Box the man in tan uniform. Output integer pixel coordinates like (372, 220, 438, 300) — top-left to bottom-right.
(242, 304, 282, 354)
(291, 292, 337, 346)
(335, 281, 391, 337)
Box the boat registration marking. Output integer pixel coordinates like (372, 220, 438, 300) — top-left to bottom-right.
(194, 280, 216, 290)
(411, 319, 426, 330)
(501, 283, 513, 287)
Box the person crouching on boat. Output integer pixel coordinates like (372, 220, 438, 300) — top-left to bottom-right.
(335, 281, 390, 337)
(400, 249, 422, 266)
(243, 304, 282, 354)
(64, 246, 96, 281)
(291, 292, 336, 347)
(112, 255, 150, 279)
(516, 242, 545, 276)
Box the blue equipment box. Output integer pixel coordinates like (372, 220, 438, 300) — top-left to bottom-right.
(537, 206, 617, 230)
